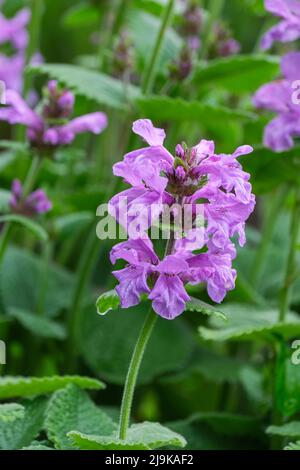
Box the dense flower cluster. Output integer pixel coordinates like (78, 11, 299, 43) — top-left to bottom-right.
(0, 7, 30, 92)
(254, 52, 300, 151)
(261, 0, 300, 50)
(0, 80, 107, 148)
(10, 179, 52, 217)
(109, 119, 255, 319)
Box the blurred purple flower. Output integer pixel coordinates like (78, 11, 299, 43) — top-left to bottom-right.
(0, 81, 107, 148)
(109, 119, 255, 318)
(0, 8, 30, 50)
(217, 38, 241, 57)
(10, 179, 52, 217)
(261, 0, 300, 50)
(253, 51, 300, 151)
(0, 8, 30, 92)
(0, 53, 24, 92)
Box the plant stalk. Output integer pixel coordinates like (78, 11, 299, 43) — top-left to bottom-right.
(142, 0, 175, 94)
(118, 308, 157, 440)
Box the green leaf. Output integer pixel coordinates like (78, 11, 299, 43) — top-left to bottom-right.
(0, 403, 25, 423)
(275, 347, 300, 417)
(0, 246, 75, 317)
(96, 289, 120, 316)
(0, 189, 11, 212)
(0, 375, 105, 399)
(30, 63, 140, 110)
(285, 441, 300, 450)
(79, 303, 194, 385)
(127, 9, 181, 70)
(55, 212, 94, 239)
(0, 215, 48, 242)
(192, 55, 280, 94)
(68, 422, 186, 450)
(22, 443, 54, 450)
(267, 422, 300, 438)
(185, 297, 227, 321)
(45, 384, 116, 449)
(0, 397, 47, 450)
(168, 413, 265, 450)
(8, 307, 66, 340)
(241, 146, 300, 194)
(199, 304, 300, 342)
(62, 2, 99, 29)
(136, 96, 256, 124)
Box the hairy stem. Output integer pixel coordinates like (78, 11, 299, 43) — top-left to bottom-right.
(118, 308, 157, 440)
(142, 0, 175, 94)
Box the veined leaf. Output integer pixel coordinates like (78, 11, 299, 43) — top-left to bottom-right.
(267, 422, 300, 438)
(0, 375, 105, 399)
(45, 384, 116, 449)
(0, 397, 47, 450)
(186, 297, 227, 321)
(22, 443, 54, 450)
(192, 55, 280, 94)
(8, 307, 66, 340)
(285, 441, 300, 450)
(168, 413, 265, 450)
(199, 304, 300, 342)
(96, 289, 120, 316)
(136, 96, 256, 124)
(0, 215, 48, 242)
(80, 304, 194, 385)
(29, 64, 140, 110)
(68, 422, 186, 450)
(0, 404, 25, 423)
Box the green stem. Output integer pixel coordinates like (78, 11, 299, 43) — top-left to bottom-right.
(250, 187, 286, 288)
(118, 197, 180, 440)
(23, 0, 43, 97)
(141, 0, 175, 94)
(23, 154, 41, 196)
(279, 190, 300, 323)
(200, 0, 224, 60)
(118, 308, 157, 440)
(97, 0, 119, 70)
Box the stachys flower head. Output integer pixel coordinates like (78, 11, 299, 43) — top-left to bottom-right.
(10, 179, 52, 217)
(253, 51, 300, 151)
(261, 0, 300, 50)
(108, 119, 255, 319)
(0, 81, 107, 149)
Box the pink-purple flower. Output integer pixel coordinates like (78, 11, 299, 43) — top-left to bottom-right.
(253, 51, 300, 151)
(0, 81, 107, 148)
(261, 0, 300, 50)
(109, 119, 255, 319)
(0, 8, 30, 92)
(10, 179, 52, 217)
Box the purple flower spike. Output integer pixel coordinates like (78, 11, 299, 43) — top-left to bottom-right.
(0, 8, 31, 51)
(253, 51, 300, 151)
(261, 0, 300, 50)
(10, 179, 52, 217)
(109, 119, 255, 319)
(0, 81, 107, 148)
